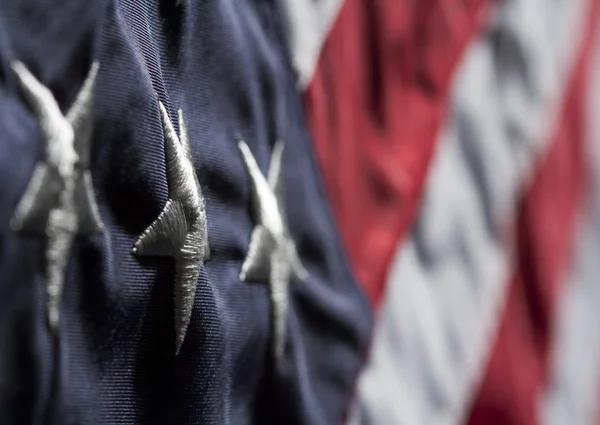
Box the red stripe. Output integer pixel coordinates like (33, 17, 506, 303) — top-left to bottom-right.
(465, 3, 600, 424)
(303, 0, 492, 307)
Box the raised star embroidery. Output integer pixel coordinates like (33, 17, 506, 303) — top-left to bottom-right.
(133, 101, 210, 355)
(11, 61, 104, 331)
(238, 140, 307, 358)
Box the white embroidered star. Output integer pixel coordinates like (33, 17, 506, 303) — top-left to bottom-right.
(133, 101, 210, 355)
(238, 140, 307, 358)
(11, 61, 104, 331)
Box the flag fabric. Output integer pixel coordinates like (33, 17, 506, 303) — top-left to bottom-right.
(0, 0, 371, 423)
(278, 0, 600, 424)
(2, 0, 600, 424)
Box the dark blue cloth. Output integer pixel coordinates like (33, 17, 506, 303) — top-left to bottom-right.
(0, 0, 373, 423)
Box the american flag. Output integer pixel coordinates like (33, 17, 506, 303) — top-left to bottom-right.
(279, 0, 600, 423)
(1, 0, 599, 424)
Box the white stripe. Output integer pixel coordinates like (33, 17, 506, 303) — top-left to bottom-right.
(347, 0, 589, 424)
(276, 0, 344, 89)
(539, 24, 600, 425)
